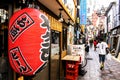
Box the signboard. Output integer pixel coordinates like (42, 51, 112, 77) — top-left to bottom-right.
(51, 44, 59, 56)
(8, 8, 50, 75)
(71, 45, 85, 63)
(80, 0, 87, 25)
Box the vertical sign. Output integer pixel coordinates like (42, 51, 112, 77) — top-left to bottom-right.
(80, 0, 87, 25)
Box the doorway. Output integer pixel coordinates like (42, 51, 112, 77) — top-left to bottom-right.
(50, 30, 61, 80)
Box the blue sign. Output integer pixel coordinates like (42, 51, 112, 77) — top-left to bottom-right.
(80, 0, 87, 25)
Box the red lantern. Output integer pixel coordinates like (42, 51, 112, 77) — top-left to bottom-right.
(8, 8, 50, 76)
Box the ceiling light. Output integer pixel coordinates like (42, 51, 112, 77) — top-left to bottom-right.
(58, 8, 64, 22)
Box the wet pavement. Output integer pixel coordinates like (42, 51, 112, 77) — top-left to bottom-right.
(78, 47, 120, 80)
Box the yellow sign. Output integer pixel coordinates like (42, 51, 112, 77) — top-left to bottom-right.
(18, 76, 24, 80)
(81, 25, 85, 33)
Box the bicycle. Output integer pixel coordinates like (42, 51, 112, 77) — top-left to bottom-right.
(78, 53, 87, 76)
(81, 44, 89, 68)
(81, 54, 87, 68)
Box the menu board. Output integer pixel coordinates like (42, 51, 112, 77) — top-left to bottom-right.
(71, 44, 85, 62)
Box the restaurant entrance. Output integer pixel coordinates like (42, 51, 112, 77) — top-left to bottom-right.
(50, 30, 61, 80)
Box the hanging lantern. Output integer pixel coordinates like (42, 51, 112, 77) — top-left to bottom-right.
(8, 8, 50, 76)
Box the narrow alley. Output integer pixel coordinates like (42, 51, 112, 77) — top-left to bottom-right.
(78, 47, 120, 80)
(0, 0, 120, 80)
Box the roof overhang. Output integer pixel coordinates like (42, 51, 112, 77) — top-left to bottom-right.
(38, 0, 76, 24)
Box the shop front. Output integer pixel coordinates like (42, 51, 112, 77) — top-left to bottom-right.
(0, 0, 77, 80)
(110, 27, 120, 58)
(39, 0, 77, 80)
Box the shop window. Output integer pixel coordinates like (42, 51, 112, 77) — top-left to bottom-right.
(51, 30, 59, 44)
(62, 27, 67, 50)
(51, 30, 60, 56)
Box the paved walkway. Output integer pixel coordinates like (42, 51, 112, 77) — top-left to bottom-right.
(78, 47, 120, 80)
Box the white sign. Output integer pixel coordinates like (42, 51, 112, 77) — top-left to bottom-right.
(71, 45, 85, 63)
(51, 44, 59, 56)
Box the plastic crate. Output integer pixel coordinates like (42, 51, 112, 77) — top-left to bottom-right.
(66, 64, 79, 69)
(66, 75, 78, 80)
(65, 61, 79, 80)
(66, 61, 79, 65)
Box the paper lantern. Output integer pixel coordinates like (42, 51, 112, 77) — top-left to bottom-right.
(8, 8, 50, 76)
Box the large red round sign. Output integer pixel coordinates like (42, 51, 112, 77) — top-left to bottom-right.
(8, 8, 50, 75)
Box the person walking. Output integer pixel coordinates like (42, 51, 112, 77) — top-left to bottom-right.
(85, 41, 89, 55)
(93, 40, 97, 51)
(96, 38, 108, 70)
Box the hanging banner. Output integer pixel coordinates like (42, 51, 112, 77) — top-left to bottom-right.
(8, 8, 50, 76)
(80, 0, 87, 25)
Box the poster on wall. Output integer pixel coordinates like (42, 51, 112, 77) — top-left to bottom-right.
(8, 8, 50, 76)
(51, 44, 59, 56)
(67, 25, 74, 45)
(61, 0, 75, 18)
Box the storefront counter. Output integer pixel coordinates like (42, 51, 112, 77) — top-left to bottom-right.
(62, 55, 80, 61)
